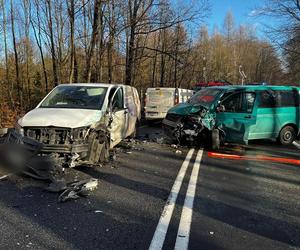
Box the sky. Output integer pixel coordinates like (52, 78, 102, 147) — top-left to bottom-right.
(207, 0, 270, 38)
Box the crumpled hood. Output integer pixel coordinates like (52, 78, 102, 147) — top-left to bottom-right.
(168, 102, 204, 116)
(18, 108, 103, 128)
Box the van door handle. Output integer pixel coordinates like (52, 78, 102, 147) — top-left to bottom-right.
(244, 115, 252, 119)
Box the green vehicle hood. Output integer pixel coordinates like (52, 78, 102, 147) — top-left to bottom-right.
(168, 102, 204, 115)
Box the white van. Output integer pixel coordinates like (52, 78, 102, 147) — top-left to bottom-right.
(144, 87, 193, 120)
(16, 83, 141, 167)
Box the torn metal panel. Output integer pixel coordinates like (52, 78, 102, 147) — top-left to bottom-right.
(109, 110, 126, 148)
(163, 103, 217, 144)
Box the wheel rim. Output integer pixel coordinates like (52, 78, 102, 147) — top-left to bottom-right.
(283, 131, 292, 142)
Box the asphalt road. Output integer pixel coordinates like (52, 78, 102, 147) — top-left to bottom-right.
(0, 125, 299, 250)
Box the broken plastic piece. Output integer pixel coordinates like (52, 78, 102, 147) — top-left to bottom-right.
(58, 178, 98, 202)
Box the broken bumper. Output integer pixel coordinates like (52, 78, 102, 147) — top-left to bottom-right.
(162, 114, 183, 140)
(41, 143, 89, 154)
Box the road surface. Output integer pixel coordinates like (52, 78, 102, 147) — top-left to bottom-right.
(0, 125, 299, 249)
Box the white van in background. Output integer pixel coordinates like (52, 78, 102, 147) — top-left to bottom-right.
(144, 87, 193, 120)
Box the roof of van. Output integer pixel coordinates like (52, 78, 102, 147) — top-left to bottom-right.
(146, 87, 192, 91)
(58, 83, 126, 88)
(207, 85, 300, 91)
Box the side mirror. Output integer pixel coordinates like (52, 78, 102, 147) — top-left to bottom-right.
(217, 105, 225, 113)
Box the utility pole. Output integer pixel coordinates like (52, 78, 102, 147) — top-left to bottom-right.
(203, 56, 207, 83)
(239, 65, 247, 85)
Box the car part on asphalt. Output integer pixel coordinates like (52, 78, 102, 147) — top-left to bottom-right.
(58, 178, 99, 202)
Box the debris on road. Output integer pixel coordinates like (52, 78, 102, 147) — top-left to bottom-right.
(58, 178, 99, 202)
(175, 150, 182, 154)
(95, 210, 103, 213)
(46, 179, 67, 193)
(0, 174, 10, 181)
(0, 129, 100, 202)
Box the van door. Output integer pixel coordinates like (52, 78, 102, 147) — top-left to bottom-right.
(109, 87, 127, 147)
(216, 91, 257, 144)
(124, 86, 137, 137)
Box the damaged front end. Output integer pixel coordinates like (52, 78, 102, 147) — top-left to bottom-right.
(20, 122, 110, 168)
(163, 104, 220, 147)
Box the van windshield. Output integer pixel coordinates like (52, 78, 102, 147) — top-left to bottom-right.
(40, 86, 108, 110)
(189, 88, 222, 107)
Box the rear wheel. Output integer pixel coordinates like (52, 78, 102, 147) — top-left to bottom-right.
(278, 125, 296, 145)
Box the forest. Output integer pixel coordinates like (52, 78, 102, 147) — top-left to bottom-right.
(0, 0, 299, 126)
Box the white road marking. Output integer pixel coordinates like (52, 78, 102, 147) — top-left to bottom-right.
(174, 149, 203, 250)
(292, 141, 300, 149)
(149, 149, 194, 250)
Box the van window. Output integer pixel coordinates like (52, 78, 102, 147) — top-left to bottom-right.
(275, 90, 297, 107)
(111, 88, 124, 110)
(40, 86, 107, 110)
(258, 90, 298, 108)
(222, 92, 255, 113)
(259, 91, 275, 108)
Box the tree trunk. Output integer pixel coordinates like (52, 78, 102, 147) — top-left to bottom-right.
(107, 0, 115, 84)
(68, 0, 76, 83)
(125, 0, 140, 86)
(1, 0, 14, 108)
(10, 0, 22, 107)
(84, 0, 102, 82)
(46, 0, 59, 86)
(31, 1, 49, 93)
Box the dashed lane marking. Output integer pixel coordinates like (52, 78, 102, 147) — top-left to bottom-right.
(149, 149, 194, 250)
(175, 149, 203, 250)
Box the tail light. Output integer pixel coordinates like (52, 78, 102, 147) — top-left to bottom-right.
(174, 92, 179, 105)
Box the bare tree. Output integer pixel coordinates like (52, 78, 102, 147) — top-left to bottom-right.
(45, 0, 59, 86)
(31, 0, 49, 93)
(84, 0, 102, 82)
(10, 0, 22, 106)
(67, 0, 76, 83)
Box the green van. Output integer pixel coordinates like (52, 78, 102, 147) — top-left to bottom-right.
(162, 85, 300, 148)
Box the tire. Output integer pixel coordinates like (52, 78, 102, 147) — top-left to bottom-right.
(211, 129, 220, 150)
(278, 125, 296, 145)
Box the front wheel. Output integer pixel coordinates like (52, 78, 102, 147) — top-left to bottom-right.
(278, 126, 296, 145)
